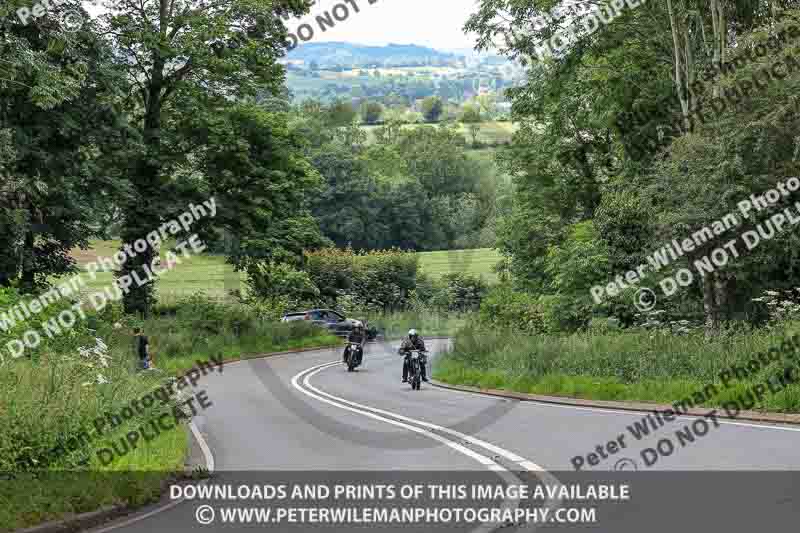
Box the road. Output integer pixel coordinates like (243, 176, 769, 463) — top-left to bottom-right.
(92, 339, 800, 532)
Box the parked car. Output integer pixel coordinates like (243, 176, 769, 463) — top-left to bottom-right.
(281, 309, 378, 340)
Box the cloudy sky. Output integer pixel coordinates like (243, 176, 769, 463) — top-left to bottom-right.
(287, 0, 482, 50)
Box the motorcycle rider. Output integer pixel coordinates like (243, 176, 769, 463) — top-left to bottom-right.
(344, 321, 366, 365)
(399, 329, 428, 383)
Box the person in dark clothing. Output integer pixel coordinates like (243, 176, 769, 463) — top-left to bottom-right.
(399, 329, 427, 382)
(344, 321, 366, 365)
(134, 327, 151, 370)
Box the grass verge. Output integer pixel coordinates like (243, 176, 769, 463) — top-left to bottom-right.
(433, 325, 800, 413)
(1, 295, 339, 532)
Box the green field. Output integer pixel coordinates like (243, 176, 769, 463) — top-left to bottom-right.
(70, 243, 503, 300)
(417, 248, 503, 283)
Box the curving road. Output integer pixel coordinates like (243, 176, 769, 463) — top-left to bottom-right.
(91, 340, 800, 532)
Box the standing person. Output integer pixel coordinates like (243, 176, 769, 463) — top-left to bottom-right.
(134, 327, 152, 370)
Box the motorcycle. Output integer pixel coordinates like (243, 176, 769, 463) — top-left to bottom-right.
(405, 350, 427, 390)
(344, 342, 364, 372)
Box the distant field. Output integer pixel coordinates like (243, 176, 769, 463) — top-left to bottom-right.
(71, 240, 237, 303)
(69, 243, 502, 301)
(417, 248, 503, 283)
(361, 121, 517, 146)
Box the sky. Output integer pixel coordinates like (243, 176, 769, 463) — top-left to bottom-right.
(286, 0, 482, 51)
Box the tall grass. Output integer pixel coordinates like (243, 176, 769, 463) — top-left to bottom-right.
(434, 324, 800, 412)
(0, 294, 338, 531)
(136, 297, 340, 375)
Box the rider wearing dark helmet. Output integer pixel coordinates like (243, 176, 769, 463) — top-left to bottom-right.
(399, 329, 427, 383)
(344, 321, 366, 364)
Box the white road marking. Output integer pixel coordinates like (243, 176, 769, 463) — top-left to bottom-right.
(190, 420, 216, 473)
(301, 362, 534, 467)
(292, 360, 564, 532)
(292, 361, 502, 468)
(88, 405, 216, 532)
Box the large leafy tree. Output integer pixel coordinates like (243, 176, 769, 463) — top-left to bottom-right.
(468, 0, 800, 332)
(0, 3, 131, 292)
(95, 0, 315, 316)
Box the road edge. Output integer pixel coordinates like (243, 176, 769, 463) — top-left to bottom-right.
(11, 343, 344, 533)
(430, 379, 800, 426)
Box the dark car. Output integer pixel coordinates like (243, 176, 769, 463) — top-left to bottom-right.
(281, 309, 377, 340)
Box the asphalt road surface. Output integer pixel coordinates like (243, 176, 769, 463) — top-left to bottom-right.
(92, 339, 800, 533)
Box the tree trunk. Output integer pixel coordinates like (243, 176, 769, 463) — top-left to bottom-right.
(702, 271, 720, 335)
(666, 0, 691, 132)
(120, 58, 166, 318)
(20, 229, 35, 293)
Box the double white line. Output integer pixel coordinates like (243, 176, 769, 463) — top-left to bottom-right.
(291, 360, 564, 531)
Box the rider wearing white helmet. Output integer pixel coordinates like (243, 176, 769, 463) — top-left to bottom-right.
(399, 329, 427, 383)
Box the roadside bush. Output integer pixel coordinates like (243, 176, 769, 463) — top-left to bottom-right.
(245, 261, 320, 305)
(304, 247, 419, 311)
(477, 283, 545, 333)
(0, 286, 94, 363)
(135, 294, 336, 367)
(440, 272, 488, 312)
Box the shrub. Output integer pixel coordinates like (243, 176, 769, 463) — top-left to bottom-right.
(440, 272, 488, 312)
(304, 247, 419, 312)
(245, 261, 320, 306)
(478, 283, 545, 333)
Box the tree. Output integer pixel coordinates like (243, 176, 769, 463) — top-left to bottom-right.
(460, 104, 483, 146)
(421, 96, 443, 122)
(328, 99, 358, 127)
(361, 101, 384, 124)
(467, 0, 800, 334)
(0, 4, 131, 292)
(97, 0, 313, 316)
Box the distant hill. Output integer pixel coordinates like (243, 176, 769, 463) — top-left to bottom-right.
(286, 42, 461, 68)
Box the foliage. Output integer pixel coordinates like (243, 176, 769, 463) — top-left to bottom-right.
(436, 322, 800, 412)
(466, 2, 800, 334)
(328, 99, 358, 126)
(303, 247, 419, 312)
(360, 101, 384, 124)
(421, 96, 444, 122)
(0, 6, 131, 292)
(245, 261, 320, 304)
(95, 0, 315, 316)
(298, 104, 492, 252)
(477, 283, 545, 334)
(440, 272, 489, 312)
